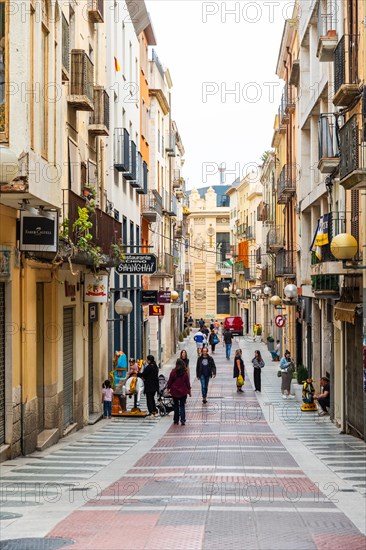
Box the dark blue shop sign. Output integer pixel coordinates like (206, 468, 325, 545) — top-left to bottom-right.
(141, 290, 158, 303)
(116, 254, 157, 274)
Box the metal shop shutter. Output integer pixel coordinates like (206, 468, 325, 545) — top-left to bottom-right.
(0, 283, 5, 445)
(63, 308, 74, 428)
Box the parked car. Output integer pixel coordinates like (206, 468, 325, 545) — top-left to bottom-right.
(223, 316, 243, 336)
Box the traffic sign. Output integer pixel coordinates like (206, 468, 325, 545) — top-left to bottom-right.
(275, 315, 285, 328)
(116, 254, 157, 275)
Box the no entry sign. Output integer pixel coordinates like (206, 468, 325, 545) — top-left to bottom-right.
(275, 315, 285, 328)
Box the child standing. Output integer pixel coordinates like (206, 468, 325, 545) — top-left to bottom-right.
(102, 380, 113, 419)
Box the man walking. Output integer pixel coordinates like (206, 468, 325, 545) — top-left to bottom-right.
(223, 328, 233, 360)
(196, 347, 216, 404)
(194, 328, 205, 356)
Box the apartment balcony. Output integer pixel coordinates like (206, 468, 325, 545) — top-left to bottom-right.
(244, 268, 256, 282)
(275, 250, 296, 278)
(165, 133, 176, 157)
(266, 225, 284, 253)
(216, 262, 232, 276)
(279, 86, 295, 125)
(311, 274, 339, 299)
(88, 0, 104, 22)
(339, 115, 366, 190)
(89, 87, 109, 136)
(173, 169, 181, 189)
(316, 9, 338, 62)
(68, 190, 122, 258)
(114, 128, 130, 173)
(141, 190, 162, 222)
(152, 253, 175, 278)
(163, 192, 177, 217)
(174, 221, 183, 239)
(133, 152, 147, 195)
(175, 188, 185, 200)
(310, 211, 361, 275)
(289, 59, 300, 87)
(277, 164, 296, 204)
(317, 114, 339, 174)
(124, 141, 137, 182)
(245, 225, 255, 240)
(333, 35, 360, 107)
(67, 50, 94, 111)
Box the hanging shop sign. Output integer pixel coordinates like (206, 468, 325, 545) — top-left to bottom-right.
(149, 304, 165, 317)
(19, 211, 58, 252)
(141, 290, 158, 303)
(84, 274, 108, 303)
(116, 254, 157, 275)
(158, 291, 171, 304)
(275, 315, 285, 328)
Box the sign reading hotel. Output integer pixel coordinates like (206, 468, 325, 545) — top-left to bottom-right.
(116, 254, 157, 275)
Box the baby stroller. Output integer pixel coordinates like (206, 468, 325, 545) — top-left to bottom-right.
(156, 374, 174, 417)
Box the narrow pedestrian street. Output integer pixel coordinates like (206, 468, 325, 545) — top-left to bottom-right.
(1, 335, 365, 550)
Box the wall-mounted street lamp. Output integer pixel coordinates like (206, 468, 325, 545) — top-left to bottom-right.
(263, 286, 272, 296)
(330, 233, 366, 269)
(171, 290, 179, 301)
(223, 287, 229, 293)
(269, 295, 282, 307)
(115, 297, 133, 316)
(284, 284, 298, 300)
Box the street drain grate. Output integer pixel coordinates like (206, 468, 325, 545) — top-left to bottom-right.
(0, 512, 22, 521)
(338, 489, 356, 492)
(0, 538, 74, 550)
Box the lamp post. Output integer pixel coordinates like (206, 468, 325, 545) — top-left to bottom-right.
(114, 297, 133, 317)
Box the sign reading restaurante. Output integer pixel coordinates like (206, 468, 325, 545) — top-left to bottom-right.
(116, 254, 157, 275)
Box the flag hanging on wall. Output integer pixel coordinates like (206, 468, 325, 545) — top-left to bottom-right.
(114, 56, 120, 72)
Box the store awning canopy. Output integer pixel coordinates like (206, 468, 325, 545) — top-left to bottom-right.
(334, 302, 361, 325)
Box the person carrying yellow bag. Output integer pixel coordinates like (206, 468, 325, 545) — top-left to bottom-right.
(233, 349, 245, 393)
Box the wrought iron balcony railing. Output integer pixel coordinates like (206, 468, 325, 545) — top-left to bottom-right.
(266, 225, 284, 253)
(257, 202, 268, 222)
(88, 0, 104, 22)
(277, 164, 296, 203)
(316, 6, 338, 62)
(141, 190, 162, 221)
(89, 87, 109, 135)
(311, 211, 361, 263)
(68, 50, 94, 111)
(114, 128, 130, 173)
(245, 225, 255, 240)
(154, 253, 175, 277)
(317, 113, 340, 173)
(339, 114, 366, 190)
(333, 35, 360, 106)
(133, 152, 146, 194)
(275, 249, 296, 278)
(279, 86, 295, 124)
(68, 190, 122, 257)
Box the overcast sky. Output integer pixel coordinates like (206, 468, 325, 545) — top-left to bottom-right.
(145, 0, 292, 189)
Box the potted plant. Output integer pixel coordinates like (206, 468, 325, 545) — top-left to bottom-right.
(178, 331, 185, 350)
(294, 365, 309, 401)
(267, 336, 275, 352)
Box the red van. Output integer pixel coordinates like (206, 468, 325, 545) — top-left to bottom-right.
(224, 316, 243, 336)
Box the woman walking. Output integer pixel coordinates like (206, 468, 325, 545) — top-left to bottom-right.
(208, 329, 219, 354)
(233, 349, 245, 393)
(142, 355, 159, 415)
(167, 358, 191, 425)
(196, 347, 216, 404)
(180, 349, 190, 379)
(252, 350, 265, 392)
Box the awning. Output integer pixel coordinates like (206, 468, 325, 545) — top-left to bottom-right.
(334, 302, 361, 325)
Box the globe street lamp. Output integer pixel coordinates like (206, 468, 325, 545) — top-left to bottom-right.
(223, 287, 229, 293)
(263, 286, 271, 296)
(171, 290, 179, 301)
(0, 146, 19, 185)
(269, 295, 281, 307)
(115, 297, 133, 316)
(284, 284, 298, 301)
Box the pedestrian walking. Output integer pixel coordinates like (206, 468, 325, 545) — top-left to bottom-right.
(102, 380, 113, 419)
(208, 329, 219, 354)
(188, 315, 194, 328)
(142, 355, 159, 415)
(194, 329, 205, 356)
(223, 328, 233, 360)
(279, 351, 295, 399)
(314, 376, 330, 416)
(167, 358, 191, 425)
(180, 349, 190, 379)
(198, 317, 204, 329)
(214, 319, 220, 333)
(252, 350, 265, 392)
(196, 346, 216, 404)
(233, 349, 245, 392)
(202, 324, 209, 339)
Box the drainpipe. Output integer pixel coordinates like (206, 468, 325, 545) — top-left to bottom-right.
(99, 138, 105, 212)
(20, 256, 26, 456)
